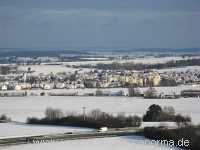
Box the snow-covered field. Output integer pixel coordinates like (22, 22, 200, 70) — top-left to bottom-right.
(157, 66, 200, 73)
(19, 65, 73, 75)
(0, 96, 199, 124)
(62, 56, 200, 66)
(0, 136, 182, 150)
(18, 57, 200, 75)
(2, 84, 198, 96)
(0, 121, 176, 139)
(19, 65, 86, 75)
(0, 123, 92, 139)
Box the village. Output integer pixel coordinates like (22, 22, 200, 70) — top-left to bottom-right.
(1, 0, 200, 149)
(0, 64, 200, 98)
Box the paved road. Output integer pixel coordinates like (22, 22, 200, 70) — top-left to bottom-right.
(0, 128, 142, 147)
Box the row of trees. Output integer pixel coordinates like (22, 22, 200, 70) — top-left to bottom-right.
(79, 58, 200, 71)
(0, 66, 13, 75)
(27, 108, 142, 128)
(0, 114, 11, 122)
(27, 104, 191, 129)
(143, 104, 191, 127)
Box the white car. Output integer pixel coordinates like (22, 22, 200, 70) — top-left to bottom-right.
(97, 127, 108, 132)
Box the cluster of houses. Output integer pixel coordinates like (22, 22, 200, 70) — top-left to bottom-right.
(162, 70, 200, 84)
(72, 69, 162, 88)
(1, 64, 200, 92)
(0, 70, 161, 91)
(0, 81, 85, 91)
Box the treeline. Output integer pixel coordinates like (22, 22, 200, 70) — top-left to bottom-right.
(0, 65, 17, 75)
(79, 58, 200, 70)
(27, 108, 142, 129)
(144, 126, 200, 150)
(143, 104, 191, 126)
(143, 105, 198, 150)
(27, 105, 191, 129)
(0, 114, 11, 123)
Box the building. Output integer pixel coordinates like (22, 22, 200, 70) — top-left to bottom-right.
(148, 72, 161, 86)
(181, 90, 200, 97)
(1, 84, 8, 91)
(43, 84, 52, 90)
(15, 85, 22, 91)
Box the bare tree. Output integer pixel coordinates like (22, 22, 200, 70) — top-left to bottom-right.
(144, 87, 158, 98)
(45, 107, 64, 120)
(88, 109, 103, 120)
(117, 112, 126, 122)
(163, 106, 175, 116)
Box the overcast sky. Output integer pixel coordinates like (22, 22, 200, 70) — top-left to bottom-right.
(0, 0, 200, 49)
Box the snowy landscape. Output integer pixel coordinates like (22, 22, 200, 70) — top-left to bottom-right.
(1, 55, 200, 150)
(0, 96, 199, 124)
(1, 0, 200, 149)
(0, 136, 182, 150)
(0, 122, 92, 139)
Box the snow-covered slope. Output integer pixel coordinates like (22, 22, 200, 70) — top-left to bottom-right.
(0, 136, 182, 150)
(0, 123, 92, 139)
(0, 96, 199, 124)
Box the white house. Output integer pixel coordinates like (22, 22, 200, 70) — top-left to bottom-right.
(15, 85, 22, 91)
(55, 83, 66, 89)
(42, 84, 52, 90)
(21, 83, 31, 90)
(1, 85, 8, 91)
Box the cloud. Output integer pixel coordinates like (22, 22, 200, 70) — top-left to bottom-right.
(0, 0, 200, 48)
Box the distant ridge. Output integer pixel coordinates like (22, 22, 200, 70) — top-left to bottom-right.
(0, 48, 200, 57)
(0, 49, 88, 57)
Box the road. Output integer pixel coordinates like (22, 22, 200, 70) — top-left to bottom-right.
(0, 127, 143, 147)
